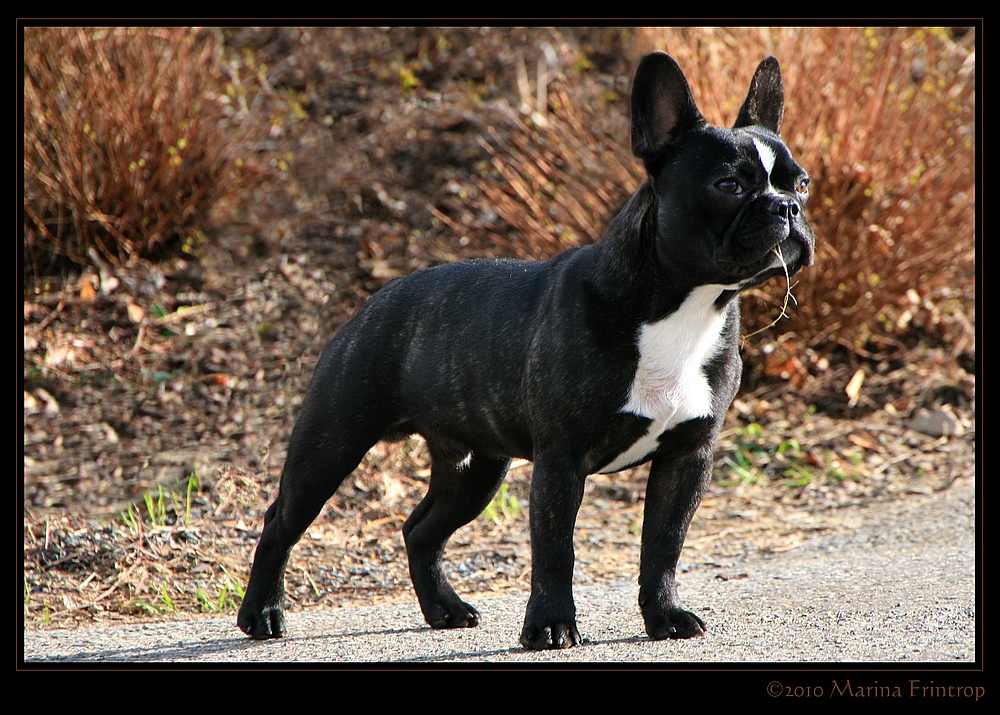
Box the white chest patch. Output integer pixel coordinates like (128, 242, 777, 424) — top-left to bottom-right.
(599, 285, 729, 473)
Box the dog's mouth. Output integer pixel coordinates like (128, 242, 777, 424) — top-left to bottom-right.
(719, 231, 814, 289)
(786, 227, 816, 268)
(768, 234, 809, 272)
(717, 190, 815, 279)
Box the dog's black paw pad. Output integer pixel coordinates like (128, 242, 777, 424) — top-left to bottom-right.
(237, 606, 287, 640)
(645, 609, 706, 640)
(519, 622, 582, 650)
(428, 601, 480, 629)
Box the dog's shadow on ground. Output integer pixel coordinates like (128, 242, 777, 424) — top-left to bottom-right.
(24, 623, 653, 663)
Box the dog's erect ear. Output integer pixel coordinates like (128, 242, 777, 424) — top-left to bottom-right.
(734, 56, 784, 134)
(630, 52, 706, 168)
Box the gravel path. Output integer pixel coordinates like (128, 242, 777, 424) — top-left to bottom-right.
(24, 475, 976, 667)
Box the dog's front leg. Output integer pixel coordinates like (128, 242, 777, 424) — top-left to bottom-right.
(638, 444, 714, 640)
(519, 449, 588, 649)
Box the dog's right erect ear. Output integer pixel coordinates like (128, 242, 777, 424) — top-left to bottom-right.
(630, 52, 706, 169)
(733, 56, 784, 134)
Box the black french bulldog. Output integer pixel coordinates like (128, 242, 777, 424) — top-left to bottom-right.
(238, 52, 815, 649)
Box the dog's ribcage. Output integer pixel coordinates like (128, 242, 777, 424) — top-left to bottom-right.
(599, 284, 729, 473)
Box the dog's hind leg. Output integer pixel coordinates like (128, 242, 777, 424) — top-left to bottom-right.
(403, 447, 511, 629)
(237, 418, 381, 639)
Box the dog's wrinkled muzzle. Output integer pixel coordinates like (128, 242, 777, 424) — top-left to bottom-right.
(763, 193, 815, 268)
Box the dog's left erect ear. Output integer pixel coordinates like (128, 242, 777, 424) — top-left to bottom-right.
(733, 56, 784, 134)
(630, 52, 706, 169)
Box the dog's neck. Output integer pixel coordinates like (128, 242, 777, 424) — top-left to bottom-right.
(591, 181, 740, 323)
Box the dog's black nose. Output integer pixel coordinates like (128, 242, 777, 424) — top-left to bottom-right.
(769, 199, 799, 219)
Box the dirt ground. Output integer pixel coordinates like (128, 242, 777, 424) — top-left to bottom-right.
(22, 27, 976, 632)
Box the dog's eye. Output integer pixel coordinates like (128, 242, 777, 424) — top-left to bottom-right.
(716, 179, 743, 195)
(795, 177, 811, 195)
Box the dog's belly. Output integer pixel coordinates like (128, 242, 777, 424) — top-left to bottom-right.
(598, 285, 729, 474)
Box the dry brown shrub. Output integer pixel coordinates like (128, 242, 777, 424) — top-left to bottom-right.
(475, 27, 976, 356)
(451, 41, 642, 260)
(23, 27, 265, 275)
(471, 85, 642, 259)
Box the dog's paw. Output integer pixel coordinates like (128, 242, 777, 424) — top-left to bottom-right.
(519, 622, 583, 650)
(644, 608, 706, 640)
(425, 600, 480, 629)
(237, 604, 287, 640)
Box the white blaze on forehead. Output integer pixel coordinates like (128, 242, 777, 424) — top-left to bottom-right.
(752, 136, 776, 176)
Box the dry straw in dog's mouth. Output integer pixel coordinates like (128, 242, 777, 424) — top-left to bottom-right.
(741, 245, 797, 346)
